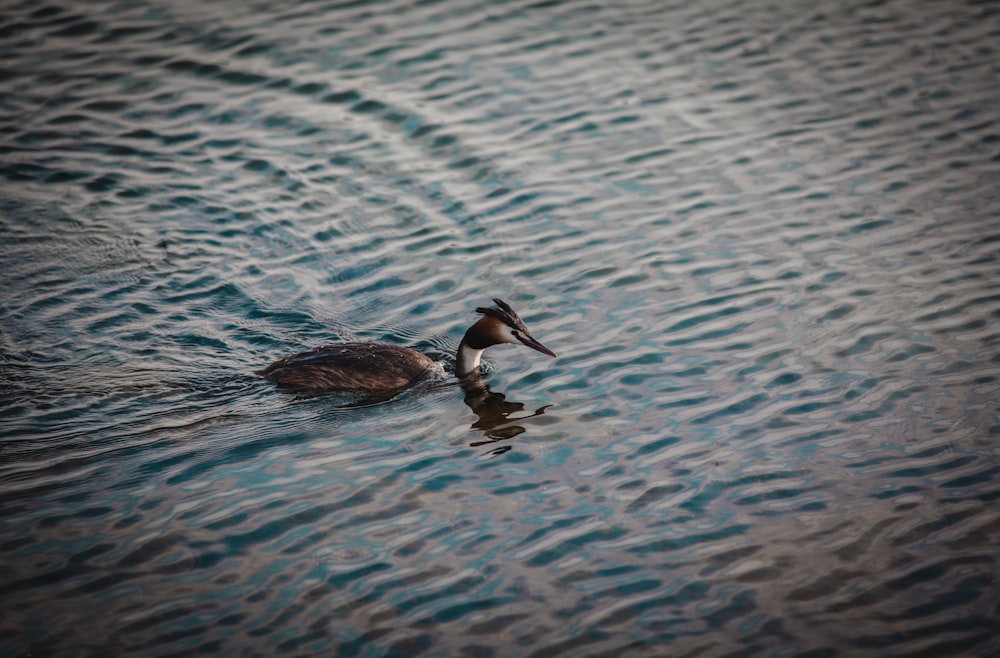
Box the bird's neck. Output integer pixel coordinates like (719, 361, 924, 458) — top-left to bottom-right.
(456, 341, 484, 378)
(456, 326, 486, 378)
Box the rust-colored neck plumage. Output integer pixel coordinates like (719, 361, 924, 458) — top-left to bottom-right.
(456, 317, 499, 378)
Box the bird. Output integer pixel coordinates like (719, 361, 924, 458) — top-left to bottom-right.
(256, 298, 555, 394)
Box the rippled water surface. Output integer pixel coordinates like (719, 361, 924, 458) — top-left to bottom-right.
(2, 0, 999, 655)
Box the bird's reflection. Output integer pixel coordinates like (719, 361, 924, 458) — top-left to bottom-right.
(461, 377, 551, 456)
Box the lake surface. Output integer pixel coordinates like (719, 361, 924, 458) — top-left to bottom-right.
(2, 0, 999, 656)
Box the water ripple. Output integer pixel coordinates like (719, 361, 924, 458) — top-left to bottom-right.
(2, 0, 1000, 656)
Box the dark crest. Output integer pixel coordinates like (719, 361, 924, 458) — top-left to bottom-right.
(476, 297, 529, 332)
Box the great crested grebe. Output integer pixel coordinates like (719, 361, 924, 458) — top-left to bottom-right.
(256, 298, 556, 394)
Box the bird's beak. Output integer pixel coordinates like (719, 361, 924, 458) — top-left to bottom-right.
(519, 333, 556, 358)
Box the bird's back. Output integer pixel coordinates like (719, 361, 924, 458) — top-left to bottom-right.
(256, 343, 438, 393)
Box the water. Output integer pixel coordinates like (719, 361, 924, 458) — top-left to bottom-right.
(2, 0, 999, 655)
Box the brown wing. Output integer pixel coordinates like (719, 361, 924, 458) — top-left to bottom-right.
(257, 343, 436, 393)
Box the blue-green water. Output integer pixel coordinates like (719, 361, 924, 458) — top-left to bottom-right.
(2, 0, 999, 656)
